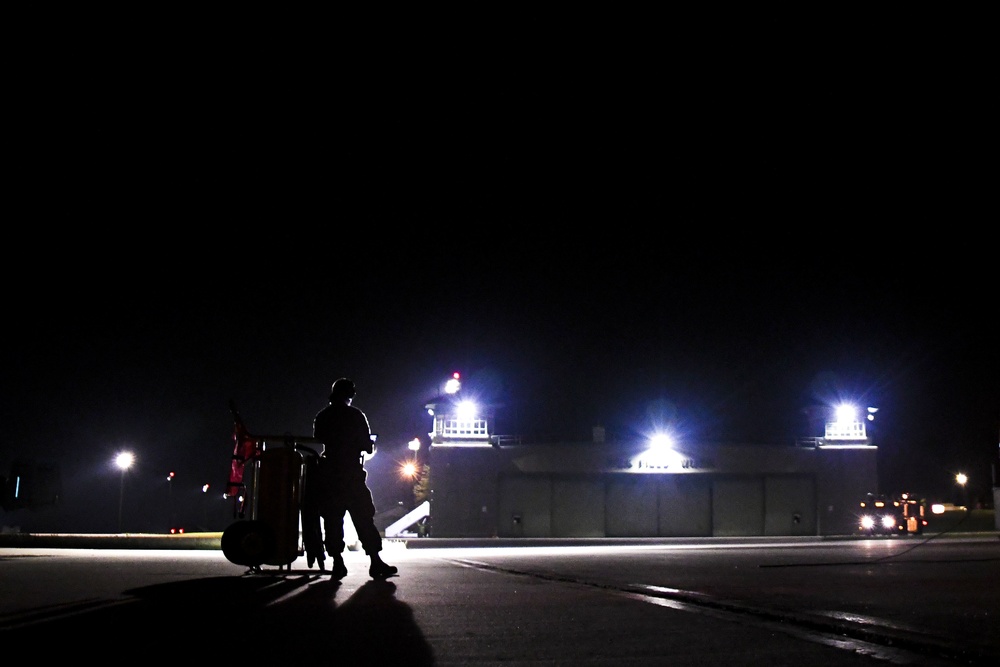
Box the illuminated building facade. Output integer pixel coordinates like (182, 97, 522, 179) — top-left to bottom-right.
(424, 383, 877, 538)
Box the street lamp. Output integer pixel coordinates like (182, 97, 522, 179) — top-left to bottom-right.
(400, 461, 419, 479)
(167, 471, 175, 530)
(115, 451, 135, 532)
(201, 483, 210, 530)
(404, 439, 422, 480)
(956, 472, 969, 508)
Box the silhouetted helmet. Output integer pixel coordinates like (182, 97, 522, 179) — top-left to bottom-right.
(330, 378, 356, 401)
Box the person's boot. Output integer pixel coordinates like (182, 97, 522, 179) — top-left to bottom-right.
(331, 553, 348, 579)
(368, 554, 398, 579)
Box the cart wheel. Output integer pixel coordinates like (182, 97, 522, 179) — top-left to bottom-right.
(222, 520, 275, 567)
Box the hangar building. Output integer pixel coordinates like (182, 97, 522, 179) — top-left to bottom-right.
(421, 385, 876, 539)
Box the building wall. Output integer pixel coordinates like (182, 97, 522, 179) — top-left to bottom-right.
(713, 477, 764, 536)
(606, 476, 657, 536)
(427, 447, 498, 537)
(765, 475, 817, 536)
(553, 477, 605, 537)
(496, 475, 551, 537)
(428, 441, 877, 538)
(658, 475, 712, 536)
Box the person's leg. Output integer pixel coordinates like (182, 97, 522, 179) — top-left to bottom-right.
(346, 481, 396, 578)
(323, 509, 349, 578)
(323, 510, 346, 554)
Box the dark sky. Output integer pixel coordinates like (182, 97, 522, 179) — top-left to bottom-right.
(3, 16, 997, 532)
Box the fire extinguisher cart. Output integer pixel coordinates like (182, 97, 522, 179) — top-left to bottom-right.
(221, 401, 324, 573)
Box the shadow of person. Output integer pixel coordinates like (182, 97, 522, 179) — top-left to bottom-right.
(126, 575, 435, 665)
(328, 579, 435, 666)
(6, 574, 338, 659)
(8, 574, 432, 665)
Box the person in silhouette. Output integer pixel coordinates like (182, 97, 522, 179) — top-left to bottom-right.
(312, 377, 397, 579)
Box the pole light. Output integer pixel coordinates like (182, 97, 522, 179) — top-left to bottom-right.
(200, 483, 210, 531)
(167, 471, 176, 530)
(955, 472, 969, 508)
(115, 452, 135, 533)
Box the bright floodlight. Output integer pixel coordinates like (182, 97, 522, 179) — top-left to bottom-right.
(444, 372, 461, 394)
(115, 451, 135, 532)
(408, 438, 421, 451)
(634, 433, 684, 470)
(648, 433, 675, 450)
(956, 473, 968, 487)
(116, 452, 135, 471)
(834, 404, 857, 424)
(456, 400, 478, 420)
(401, 461, 418, 478)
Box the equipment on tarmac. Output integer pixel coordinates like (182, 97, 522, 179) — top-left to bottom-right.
(221, 401, 324, 572)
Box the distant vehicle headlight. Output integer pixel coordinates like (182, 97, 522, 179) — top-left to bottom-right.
(860, 515, 876, 530)
(880, 514, 897, 529)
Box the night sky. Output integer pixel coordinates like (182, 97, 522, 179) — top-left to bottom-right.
(3, 16, 996, 533)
